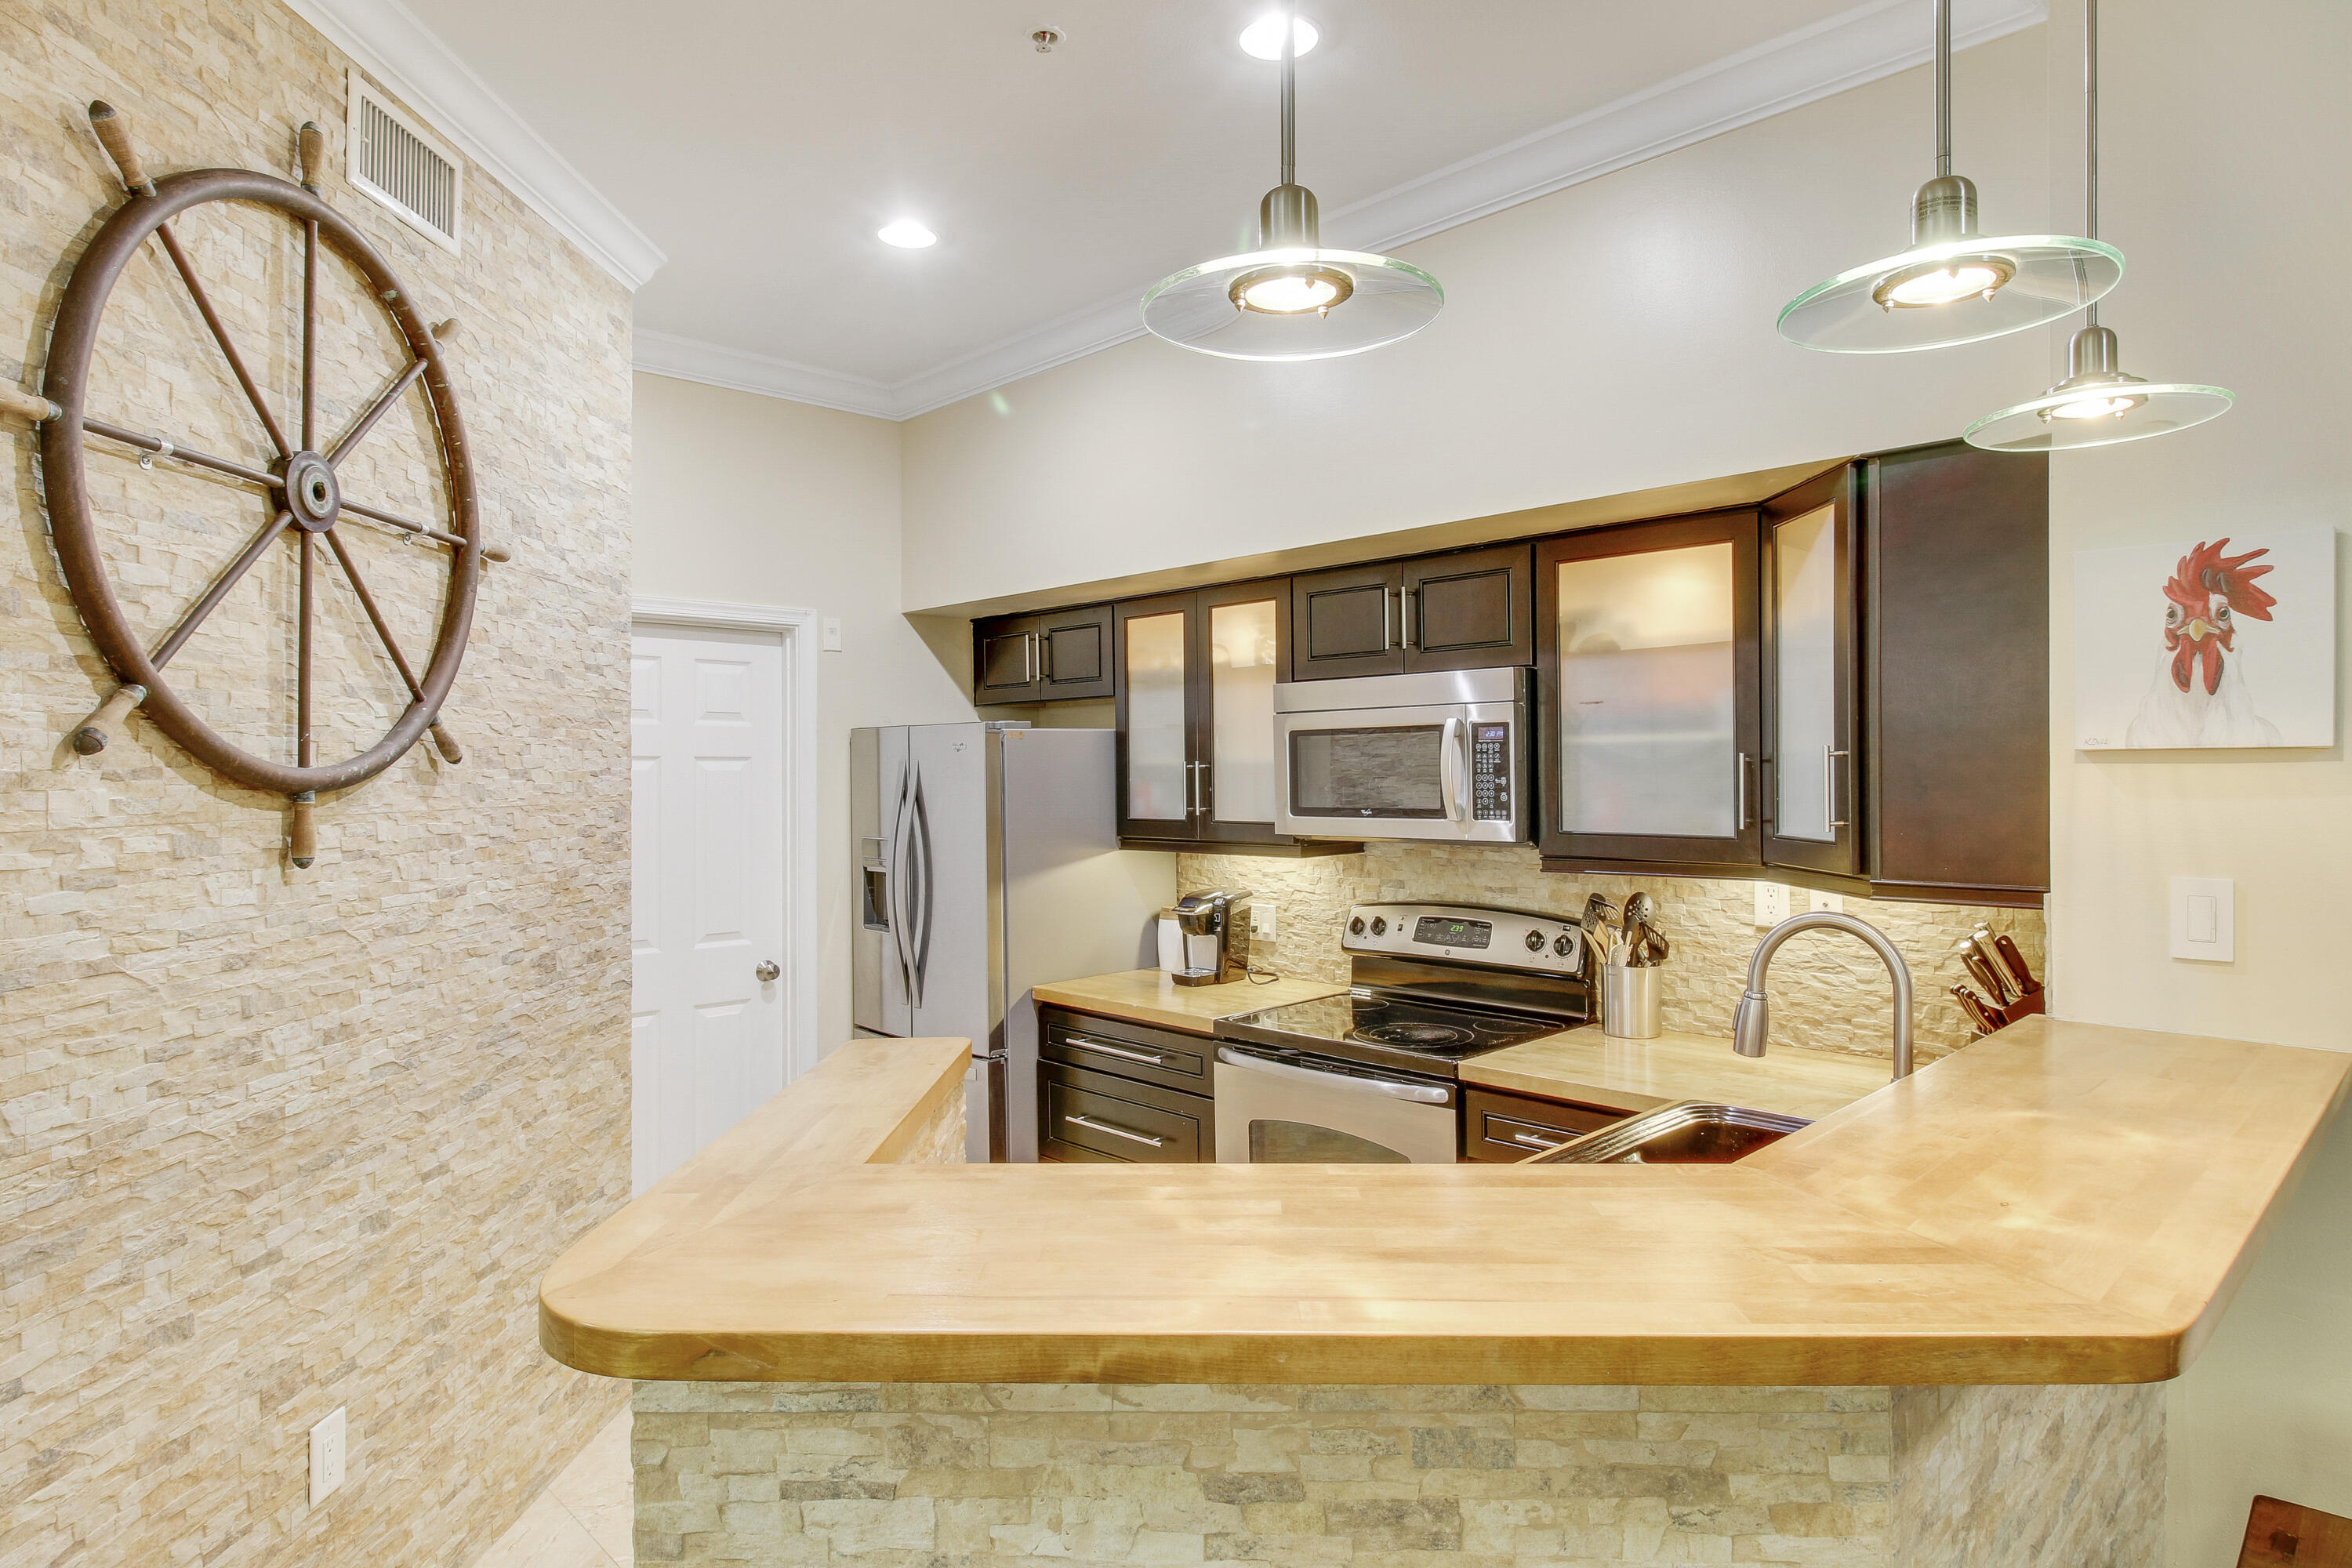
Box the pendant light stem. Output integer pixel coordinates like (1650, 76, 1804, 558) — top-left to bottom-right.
(1934, 0, 1952, 176)
(2084, 0, 2100, 325)
(1279, 0, 1298, 187)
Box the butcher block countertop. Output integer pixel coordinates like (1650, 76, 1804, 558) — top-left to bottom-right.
(539, 1016, 2348, 1388)
(1465, 1025, 1897, 1121)
(1032, 968, 1346, 1033)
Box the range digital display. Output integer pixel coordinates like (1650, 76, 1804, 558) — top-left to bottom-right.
(1413, 916, 1493, 949)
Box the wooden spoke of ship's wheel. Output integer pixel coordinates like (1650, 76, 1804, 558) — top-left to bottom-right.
(154, 220, 290, 459)
(325, 530, 467, 764)
(302, 220, 318, 452)
(149, 509, 296, 670)
(82, 416, 288, 492)
(327, 357, 428, 466)
(297, 530, 314, 770)
(338, 495, 470, 550)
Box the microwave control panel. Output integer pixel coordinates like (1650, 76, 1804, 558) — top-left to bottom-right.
(1470, 722, 1512, 822)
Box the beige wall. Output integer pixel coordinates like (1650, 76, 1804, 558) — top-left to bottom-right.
(630, 373, 971, 1054)
(898, 28, 2053, 613)
(2, 6, 632, 1565)
(2030, 2, 2352, 1561)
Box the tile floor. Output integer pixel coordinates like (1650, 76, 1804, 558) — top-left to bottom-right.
(468, 1408, 632, 1568)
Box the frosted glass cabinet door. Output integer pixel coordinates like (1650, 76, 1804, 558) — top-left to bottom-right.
(1121, 608, 1191, 832)
(1759, 469, 1859, 877)
(1537, 515, 1761, 865)
(1207, 596, 1279, 828)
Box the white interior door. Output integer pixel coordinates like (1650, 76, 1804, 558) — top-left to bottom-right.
(630, 624, 787, 1193)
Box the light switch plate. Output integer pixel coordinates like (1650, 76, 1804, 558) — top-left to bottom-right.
(309, 1406, 346, 1505)
(1250, 901, 1276, 941)
(1808, 889, 1846, 914)
(2169, 877, 2235, 963)
(821, 617, 842, 652)
(1754, 883, 1791, 927)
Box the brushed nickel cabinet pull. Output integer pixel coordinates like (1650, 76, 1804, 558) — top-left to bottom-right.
(1068, 1037, 1166, 1065)
(1065, 1113, 1164, 1148)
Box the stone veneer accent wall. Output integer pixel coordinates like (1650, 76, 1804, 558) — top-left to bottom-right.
(1179, 844, 2049, 1063)
(629, 1381, 2160, 1566)
(2, 7, 631, 1566)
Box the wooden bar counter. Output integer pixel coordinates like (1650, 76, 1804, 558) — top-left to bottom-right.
(543, 1016, 2347, 1389)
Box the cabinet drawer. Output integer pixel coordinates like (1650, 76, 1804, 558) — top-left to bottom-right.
(1040, 1062, 1205, 1163)
(1461, 1085, 1626, 1163)
(1042, 1007, 1210, 1094)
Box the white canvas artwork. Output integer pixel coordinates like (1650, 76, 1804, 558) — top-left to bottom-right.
(2074, 527, 2338, 750)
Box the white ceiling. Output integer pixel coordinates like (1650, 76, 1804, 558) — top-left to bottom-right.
(304, 0, 2045, 416)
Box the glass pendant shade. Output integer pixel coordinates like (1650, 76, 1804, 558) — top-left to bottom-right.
(1778, 176, 2122, 354)
(1965, 325, 2232, 451)
(1143, 215, 1443, 361)
(1142, 5, 1442, 361)
(1965, 0, 2231, 451)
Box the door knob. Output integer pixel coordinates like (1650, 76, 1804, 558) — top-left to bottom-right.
(754, 960, 780, 982)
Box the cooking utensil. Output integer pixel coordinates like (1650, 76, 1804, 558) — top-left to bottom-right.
(1580, 895, 1617, 938)
(1990, 930, 2043, 996)
(1951, 983, 2000, 1035)
(1624, 891, 1654, 930)
(1958, 938, 2016, 1007)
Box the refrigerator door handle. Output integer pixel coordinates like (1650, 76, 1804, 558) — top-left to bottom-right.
(888, 764, 916, 1004)
(906, 765, 934, 1008)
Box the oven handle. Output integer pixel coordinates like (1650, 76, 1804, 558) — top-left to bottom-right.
(1216, 1046, 1453, 1105)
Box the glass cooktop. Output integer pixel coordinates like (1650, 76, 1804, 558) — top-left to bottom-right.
(1217, 989, 1569, 1078)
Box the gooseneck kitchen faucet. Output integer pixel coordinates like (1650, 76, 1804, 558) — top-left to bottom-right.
(1732, 912, 1915, 1082)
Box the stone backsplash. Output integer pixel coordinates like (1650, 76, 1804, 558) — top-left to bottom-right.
(1178, 844, 2048, 1062)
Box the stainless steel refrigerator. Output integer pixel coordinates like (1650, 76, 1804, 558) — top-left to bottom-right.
(851, 723, 1174, 1162)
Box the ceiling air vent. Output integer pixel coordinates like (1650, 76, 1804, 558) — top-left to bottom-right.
(345, 72, 463, 254)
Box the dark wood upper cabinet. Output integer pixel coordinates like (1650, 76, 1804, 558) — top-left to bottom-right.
(1864, 443, 2049, 903)
(1290, 543, 1534, 681)
(1759, 467, 1862, 880)
(971, 604, 1114, 703)
(1536, 512, 1763, 869)
(1538, 444, 2048, 906)
(1113, 579, 1293, 846)
(1290, 563, 1402, 680)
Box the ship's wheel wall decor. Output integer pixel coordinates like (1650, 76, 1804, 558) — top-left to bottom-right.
(0, 104, 506, 866)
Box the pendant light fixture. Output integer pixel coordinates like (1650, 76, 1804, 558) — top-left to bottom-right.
(1142, 0, 1442, 360)
(1965, 0, 2231, 450)
(1777, 0, 2121, 354)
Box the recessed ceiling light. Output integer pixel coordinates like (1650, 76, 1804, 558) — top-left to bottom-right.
(877, 220, 937, 249)
(1238, 13, 1318, 60)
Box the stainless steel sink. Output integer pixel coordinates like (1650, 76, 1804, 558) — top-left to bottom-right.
(1524, 1101, 1809, 1165)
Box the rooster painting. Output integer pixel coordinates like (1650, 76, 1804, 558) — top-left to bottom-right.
(2124, 538, 2282, 746)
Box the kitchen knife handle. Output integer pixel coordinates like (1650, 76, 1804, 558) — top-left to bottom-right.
(1991, 931, 2042, 996)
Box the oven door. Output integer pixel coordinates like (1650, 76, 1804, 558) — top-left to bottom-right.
(1274, 696, 1527, 844)
(1213, 1045, 1458, 1163)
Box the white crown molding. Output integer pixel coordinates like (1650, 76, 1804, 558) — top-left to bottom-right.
(631, 331, 900, 419)
(640, 0, 2047, 420)
(278, 0, 666, 291)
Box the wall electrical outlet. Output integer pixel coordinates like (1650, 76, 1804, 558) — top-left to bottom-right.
(1250, 901, 1276, 942)
(1808, 889, 1846, 914)
(309, 1406, 347, 1506)
(821, 617, 842, 652)
(2169, 877, 2234, 962)
(1753, 883, 1791, 927)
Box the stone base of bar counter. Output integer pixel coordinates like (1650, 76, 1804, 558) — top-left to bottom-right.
(629, 1378, 2161, 1566)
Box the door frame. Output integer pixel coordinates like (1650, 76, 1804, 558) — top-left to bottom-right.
(630, 595, 821, 1083)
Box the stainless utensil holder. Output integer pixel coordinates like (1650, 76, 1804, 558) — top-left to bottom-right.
(1601, 963, 1663, 1040)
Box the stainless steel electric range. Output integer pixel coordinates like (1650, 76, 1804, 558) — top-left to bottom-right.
(1212, 902, 1592, 1163)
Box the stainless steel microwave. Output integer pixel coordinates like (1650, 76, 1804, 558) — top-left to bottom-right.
(1273, 667, 1531, 844)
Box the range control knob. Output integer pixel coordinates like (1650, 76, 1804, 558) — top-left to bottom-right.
(1554, 933, 1575, 958)
(1348, 916, 1366, 936)
(1523, 929, 1544, 953)
(1369, 916, 1387, 936)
